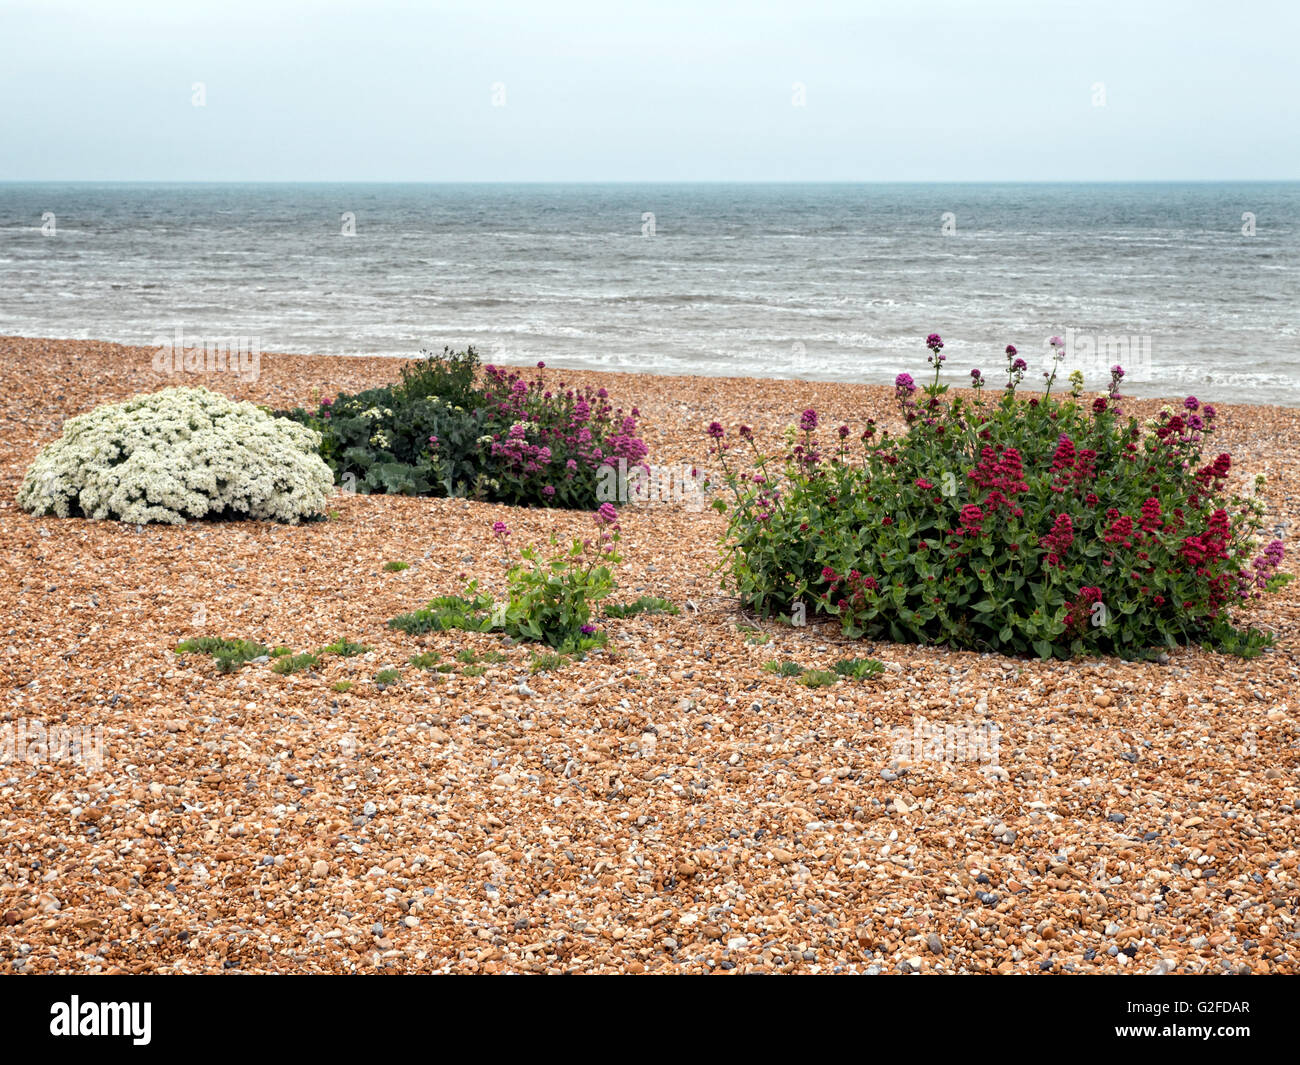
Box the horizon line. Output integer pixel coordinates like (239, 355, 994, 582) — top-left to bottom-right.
(3, 178, 1299, 186)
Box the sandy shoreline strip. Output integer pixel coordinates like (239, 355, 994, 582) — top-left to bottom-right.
(1, 335, 1297, 974)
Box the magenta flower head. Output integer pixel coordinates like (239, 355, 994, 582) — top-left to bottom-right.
(895, 372, 916, 396)
(707, 421, 725, 440)
(580, 624, 597, 636)
(321, 397, 333, 407)
(1110, 365, 1126, 379)
(738, 424, 753, 440)
(1012, 358, 1027, 372)
(926, 333, 944, 353)
(1049, 336, 1063, 348)
(1202, 404, 1217, 419)
(971, 368, 982, 380)
(492, 520, 511, 540)
(537, 361, 546, 369)
(799, 409, 818, 432)
(1005, 345, 1017, 357)
(838, 424, 850, 439)
(428, 434, 439, 445)
(596, 502, 619, 525)
(1184, 396, 1199, 411)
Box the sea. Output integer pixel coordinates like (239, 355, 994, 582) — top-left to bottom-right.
(1, 182, 1297, 405)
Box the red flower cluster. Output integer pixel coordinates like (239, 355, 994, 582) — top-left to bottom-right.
(969, 446, 1027, 497)
(1180, 508, 1232, 571)
(951, 503, 985, 538)
(1040, 513, 1074, 569)
(821, 565, 879, 612)
(1064, 585, 1104, 632)
(1104, 510, 1135, 548)
(1139, 496, 1163, 533)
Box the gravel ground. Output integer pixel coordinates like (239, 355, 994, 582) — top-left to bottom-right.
(1, 335, 1297, 975)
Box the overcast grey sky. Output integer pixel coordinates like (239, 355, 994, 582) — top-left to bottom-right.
(3, 0, 1297, 181)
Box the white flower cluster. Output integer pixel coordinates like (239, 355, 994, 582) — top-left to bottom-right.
(18, 386, 335, 525)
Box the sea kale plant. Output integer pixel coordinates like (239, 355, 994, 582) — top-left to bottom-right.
(711, 335, 1289, 659)
(277, 347, 648, 508)
(20, 386, 333, 524)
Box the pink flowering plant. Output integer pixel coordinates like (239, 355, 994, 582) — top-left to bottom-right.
(711, 336, 1288, 659)
(478, 362, 649, 506)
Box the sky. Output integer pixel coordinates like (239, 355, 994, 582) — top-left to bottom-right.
(2, 0, 1297, 182)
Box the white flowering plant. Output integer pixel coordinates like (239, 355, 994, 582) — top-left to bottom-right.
(18, 386, 335, 525)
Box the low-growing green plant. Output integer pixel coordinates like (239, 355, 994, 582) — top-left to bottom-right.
(374, 667, 402, 685)
(383, 561, 410, 572)
(272, 652, 319, 675)
(331, 680, 353, 693)
(711, 334, 1290, 659)
(389, 592, 495, 635)
(318, 638, 372, 657)
(175, 637, 268, 673)
(407, 651, 455, 672)
(798, 669, 839, 688)
(604, 595, 679, 618)
(833, 657, 885, 679)
(390, 509, 622, 654)
(530, 651, 569, 673)
(764, 660, 805, 677)
(456, 648, 508, 664)
(491, 510, 621, 651)
(270, 646, 293, 658)
(461, 664, 487, 677)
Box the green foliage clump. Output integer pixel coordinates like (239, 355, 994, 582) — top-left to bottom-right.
(529, 651, 569, 673)
(374, 667, 401, 685)
(763, 660, 804, 677)
(175, 637, 268, 673)
(604, 596, 679, 619)
(382, 561, 410, 572)
(408, 651, 454, 672)
(457, 648, 507, 664)
(833, 657, 885, 679)
(275, 347, 648, 508)
(272, 652, 319, 674)
(389, 593, 495, 636)
(318, 638, 371, 657)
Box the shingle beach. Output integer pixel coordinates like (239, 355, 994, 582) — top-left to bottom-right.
(2, 336, 1297, 974)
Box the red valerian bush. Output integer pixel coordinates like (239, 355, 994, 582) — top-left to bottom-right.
(711, 337, 1289, 659)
